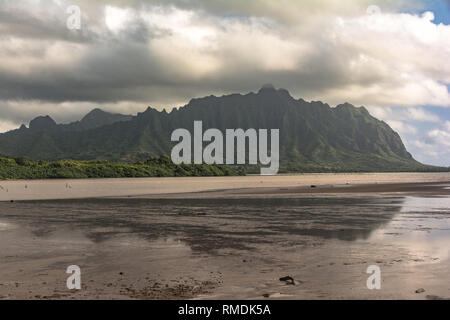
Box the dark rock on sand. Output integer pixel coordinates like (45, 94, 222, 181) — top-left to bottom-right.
(279, 276, 296, 285)
(415, 288, 425, 294)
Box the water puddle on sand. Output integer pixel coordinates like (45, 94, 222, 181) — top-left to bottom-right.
(0, 221, 17, 231)
(367, 197, 450, 261)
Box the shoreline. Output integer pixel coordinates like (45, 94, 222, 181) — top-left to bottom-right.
(1, 172, 450, 201)
(125, 181, 450, 200)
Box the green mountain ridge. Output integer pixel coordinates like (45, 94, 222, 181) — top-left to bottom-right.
(0, 85, 446, 172)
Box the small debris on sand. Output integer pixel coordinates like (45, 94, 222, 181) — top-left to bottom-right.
(415, 288, 425, 294)
(279, 276, 296, 285)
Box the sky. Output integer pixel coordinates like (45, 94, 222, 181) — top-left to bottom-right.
(0, 0, 449, 166)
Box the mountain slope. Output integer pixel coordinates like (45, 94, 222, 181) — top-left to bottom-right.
(0, 86, 442, 172)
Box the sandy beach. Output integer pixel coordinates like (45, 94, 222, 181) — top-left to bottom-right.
(1, 174, 450, 300)
(1, 172, 450, 201)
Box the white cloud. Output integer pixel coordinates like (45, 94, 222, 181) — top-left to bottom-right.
(445, 121, 450, 131)
(404, 121, 450, 166)
(0, 119, 18, 133)
(366, 106, 441, 123)
(407, 108, 441, 122)
(386, 120, 418, 134)
(324, 10, 450, 107)
(428, 128, 450, 147)
(104, 6, 137, 33)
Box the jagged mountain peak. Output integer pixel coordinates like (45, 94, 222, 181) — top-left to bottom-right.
(29, 115, 57, 131)
(259, 83, 276, 92)
(81, 108, 108, 120)
(77, 108, 132, 129)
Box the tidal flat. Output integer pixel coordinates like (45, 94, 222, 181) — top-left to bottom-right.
(0, 174, 449, 299)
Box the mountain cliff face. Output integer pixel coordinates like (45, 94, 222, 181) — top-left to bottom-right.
(0, 86, 436, 172)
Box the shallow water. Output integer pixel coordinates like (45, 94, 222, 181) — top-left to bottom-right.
(367, 197, 450, 262)
(0, 193, 449, 299)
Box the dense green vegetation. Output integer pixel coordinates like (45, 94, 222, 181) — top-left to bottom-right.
(0, 156, 245, 180)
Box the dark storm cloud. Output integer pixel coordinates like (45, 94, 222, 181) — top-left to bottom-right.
(0, 39, 173, 103)
(0, 0, 448, 107)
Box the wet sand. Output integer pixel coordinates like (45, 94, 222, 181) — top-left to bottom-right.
(131, 181, 450, 199)
(1, 174, 450, 300)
